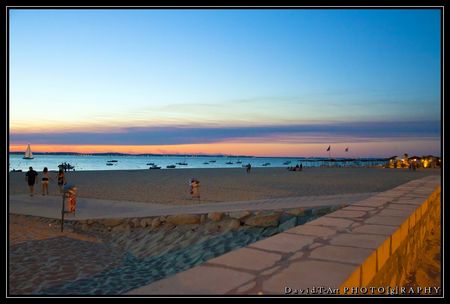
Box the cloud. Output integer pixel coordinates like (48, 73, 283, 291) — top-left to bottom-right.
(10, 120, 440, 145)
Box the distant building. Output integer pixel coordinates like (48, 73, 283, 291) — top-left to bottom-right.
(421, 155, 441, 168)
(408, 156, 422, 168)
(386, 154, 440, 169)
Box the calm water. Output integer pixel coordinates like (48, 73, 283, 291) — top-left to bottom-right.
(8, 154, 387, 172)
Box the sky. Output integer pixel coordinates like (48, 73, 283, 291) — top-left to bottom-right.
(9, 9, 441, 157)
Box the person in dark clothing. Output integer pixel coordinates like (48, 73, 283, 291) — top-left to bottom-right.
(246, 163, 252, 173)
(25, 166, 38, 196)
(57, 169, 66, 193)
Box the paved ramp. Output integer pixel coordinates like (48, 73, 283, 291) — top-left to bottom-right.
(9, 192, 378, 220)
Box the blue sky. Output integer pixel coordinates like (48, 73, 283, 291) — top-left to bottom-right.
(9, 9, 441, 156)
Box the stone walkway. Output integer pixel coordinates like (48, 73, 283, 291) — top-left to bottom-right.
(126, 175, 441, 295)
(9, 192, 377, 220)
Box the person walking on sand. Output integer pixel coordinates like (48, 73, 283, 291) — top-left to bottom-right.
(246, 163, 252, 173)
(41, 167, 52, 195)
(25, 166, 38, 196)
(57, 169, 66, 193)
(190, 178, 200, 201)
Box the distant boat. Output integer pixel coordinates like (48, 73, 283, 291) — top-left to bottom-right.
(107, 160, 118, 163)
(176, 162, 188, 165)
(283, 161, 291, 165)
(166, 165, 176, 169)
(203, 162, 209, 165)
(106, 163, 114, 166)
(225, 161, 233, 164)
(262, 163, 271, 166)
(23, 144, 33, 159)
(236, 160, 242, 164)
(209, 160, 216, 163)
(146, 162, 155, 166)
(149, 165, 161, 169)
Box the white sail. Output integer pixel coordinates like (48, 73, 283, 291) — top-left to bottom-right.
(23, 144, 33, 159)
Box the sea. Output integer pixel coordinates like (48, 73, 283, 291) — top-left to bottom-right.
(8, 153, 388, 172)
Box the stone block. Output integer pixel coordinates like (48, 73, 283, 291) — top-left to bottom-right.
(208, 247, 281, 271)
(364, 215, 404, 227)
(351, 224, 397, 236)
(166, 214, 201, 225)
(126, 265, 254, 295)
(228, 211, 251, 220)
(151, 218, 161, 229)
(377, 209, 413, 218)
(391, 221, 409, 254)
(307, 217, 354, 228)
(262, 260, 357, 293)
(330, 233, 387, 249)
(361, 250, 377, 286)
(310, 245, 372, 265)
(249, 233, 315, 253)
(340, 266, 361, 292)
(326, 210, 367, 219)
(408, 213, 416, 231)
(101, 218, 123, 227)
(287, 224, 337, 238)
(284, 208, 305, 216)
(208, 212, 224, 222)
(342, 206, 375, 212)
(384, 204, 417, 211)
(376, 237, 391, 271)
(244, 212, 280, 227)
(353, 199, 389, 208)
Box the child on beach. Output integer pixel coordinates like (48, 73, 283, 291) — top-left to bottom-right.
(41, 167, 52, 195)
(25, 167, 38, 196)
(57, 169, 66, 193)
(190, 178, 200, 200)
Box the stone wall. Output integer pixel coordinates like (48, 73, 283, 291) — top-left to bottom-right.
(125, 175, 441, 295)
(366, 186, 441, 293)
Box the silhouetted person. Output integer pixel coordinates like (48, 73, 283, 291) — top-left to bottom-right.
(25, 167, 38, 196)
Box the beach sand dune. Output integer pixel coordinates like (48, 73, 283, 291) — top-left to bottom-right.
(9, 167, 440, 205)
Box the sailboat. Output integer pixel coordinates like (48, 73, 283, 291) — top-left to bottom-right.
(23, 144, 33, 159)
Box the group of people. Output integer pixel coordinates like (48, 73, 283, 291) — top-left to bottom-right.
(25, 166, 67, 196)
(409, 162, 418, 171)
(287, 163, 303, 171)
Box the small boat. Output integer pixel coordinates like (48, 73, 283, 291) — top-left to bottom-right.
(236, 160, 242, 164)
(209, 160, 216, 163)
(149, 165, 161, 169)
(176, 162, 188, 166)
(225, 161, 233, 164)
(107, 160, 118, 163)
(203, 162, 209, 165)
(262, 163, 271, 166)
(59, 162, 75, 171)
(283, 161, 291, 165)
(166, 165, 176, 169)
(23, 144, 34, 159)
(146, 162, 155, 166)
(106, 163, 114, 166)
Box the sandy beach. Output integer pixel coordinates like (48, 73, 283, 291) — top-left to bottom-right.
(9, 167, 440, 205)
(8, 168, 441, 295)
